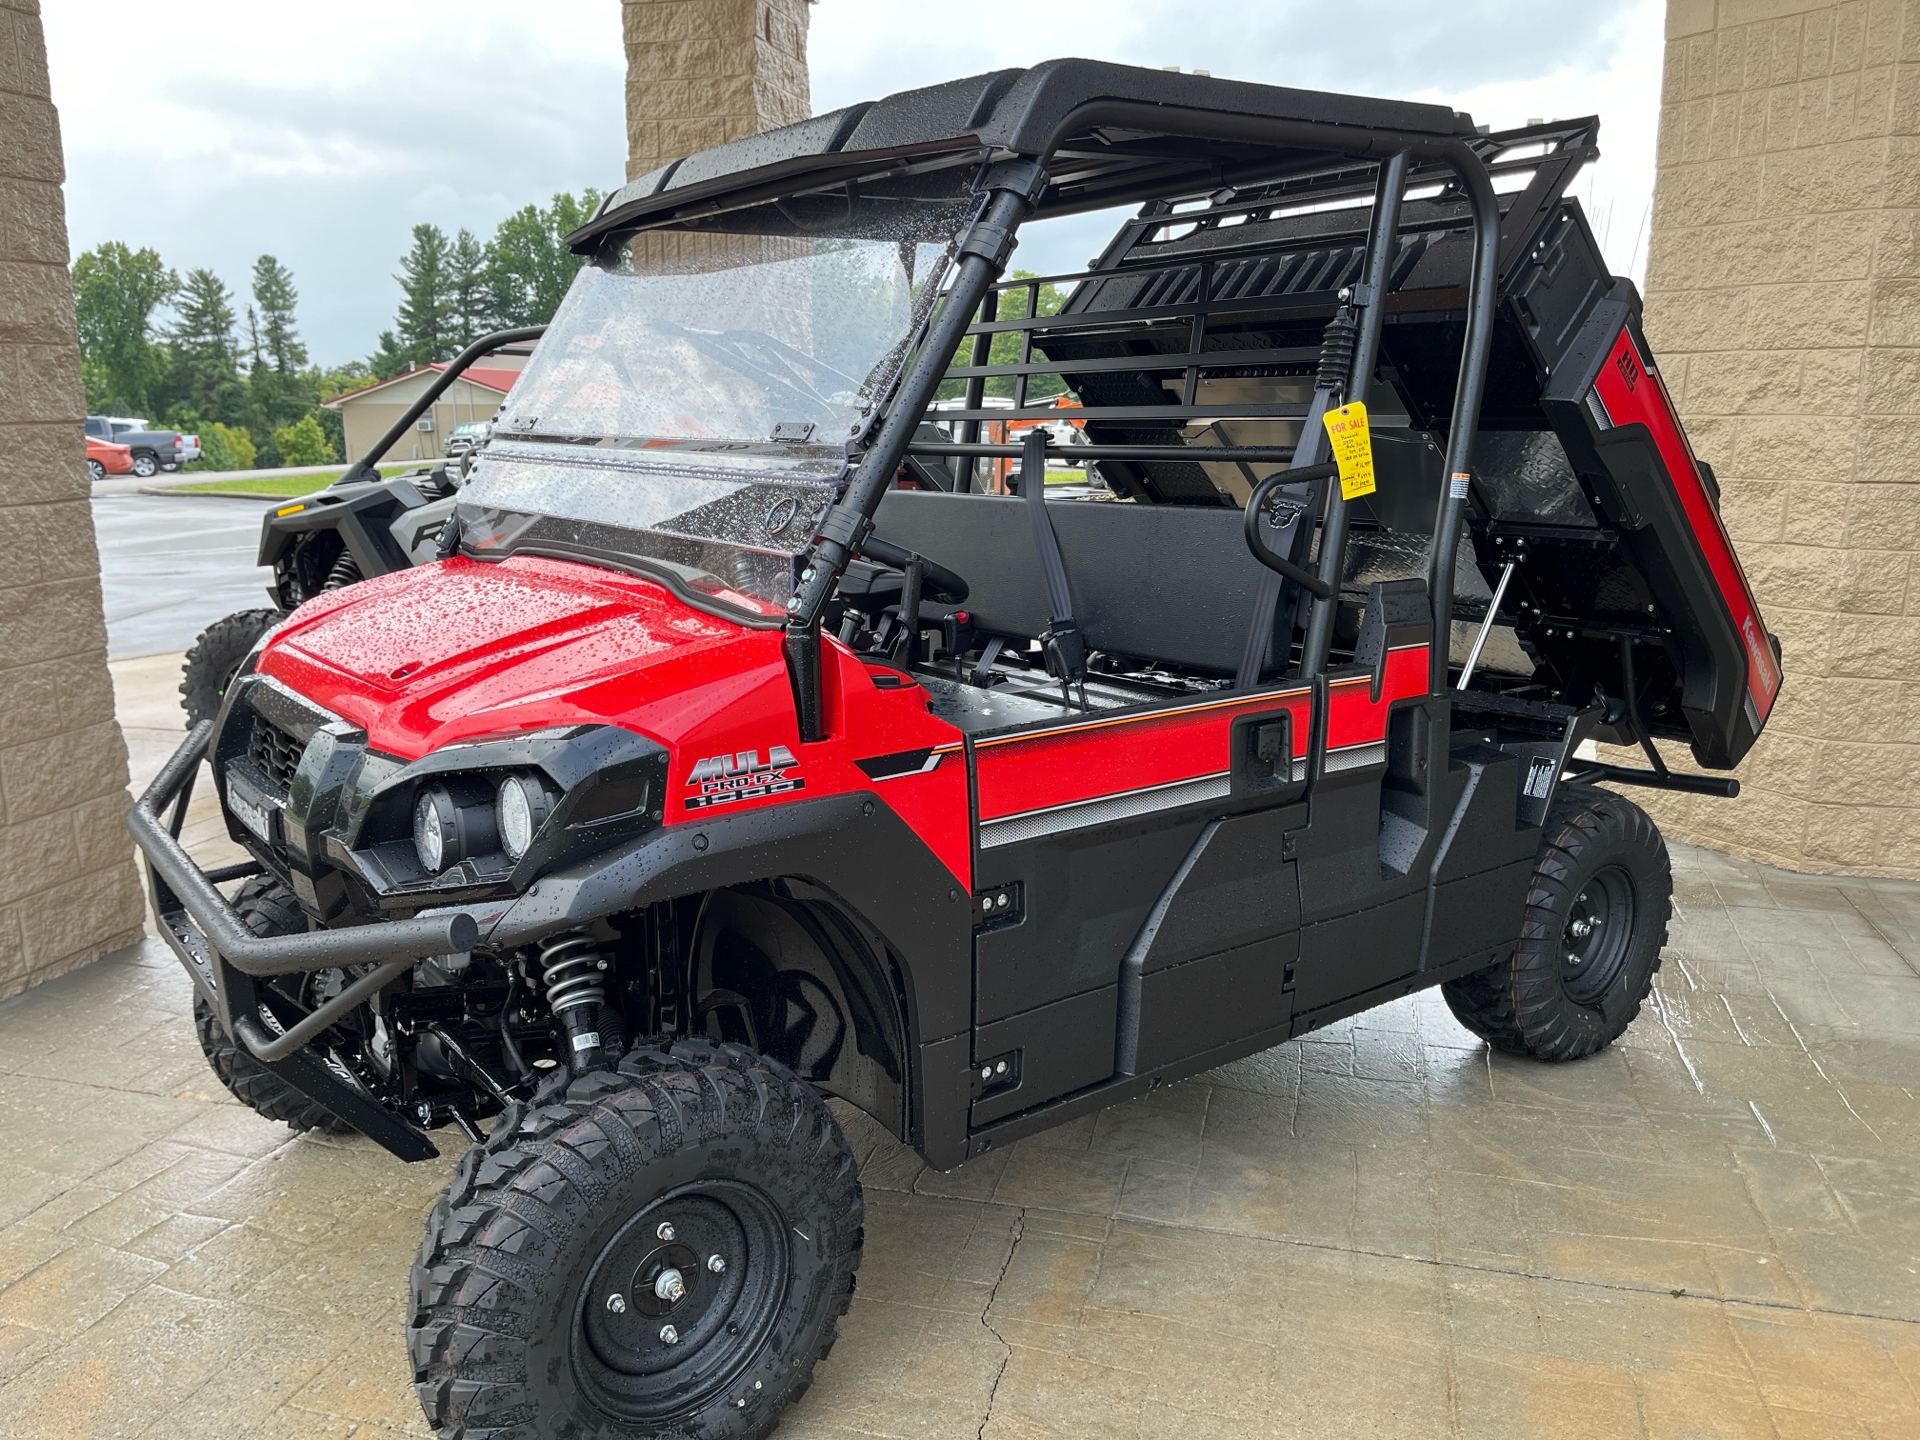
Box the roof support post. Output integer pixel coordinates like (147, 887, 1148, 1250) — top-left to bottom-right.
(1299, 148, 1409, 680)
(1423, 142, 1502, 695)
(784, 162, 1047, 739)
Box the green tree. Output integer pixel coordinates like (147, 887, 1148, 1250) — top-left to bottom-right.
(449, 228, 489, 349)
(164, 267, 243, 422)
(218, 422, 257, 469)
(394, 223, 455, 365)
(273, 413, 334, 466)
(368, 329, 412, 381)
(251, 255, 307, 374)
(71, 242, 176, 414)
(482, 189, 601, 327)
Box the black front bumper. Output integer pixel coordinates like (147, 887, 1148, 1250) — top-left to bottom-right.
(128, 722, 479, 1160)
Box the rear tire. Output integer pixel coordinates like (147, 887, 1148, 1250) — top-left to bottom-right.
(192, 876, 355, 1135)
(180, 607, 283, 727)
(1442, 784, 1671, 1061)
(87, 458, 105, 482)
(409, 1037, 863, 1439)
(131, 450, 159, 478)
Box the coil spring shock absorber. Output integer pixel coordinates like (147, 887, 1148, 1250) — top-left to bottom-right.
(1316, 304, 1358, 402)
(537, 931, 608, 1068)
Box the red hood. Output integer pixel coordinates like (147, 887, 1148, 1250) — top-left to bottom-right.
(258, 555, 786, 760)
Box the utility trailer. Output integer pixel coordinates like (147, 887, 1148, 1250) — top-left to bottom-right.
(126, 60, 1776, 1439)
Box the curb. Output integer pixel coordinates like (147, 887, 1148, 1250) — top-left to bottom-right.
(134, 486, 288, 500)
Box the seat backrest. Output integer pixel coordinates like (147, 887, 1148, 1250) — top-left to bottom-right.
(871, 489, 1284, 675)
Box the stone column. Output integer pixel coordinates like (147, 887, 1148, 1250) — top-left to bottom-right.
(1626, 0, 1920, 878)
(622, 0, 811, 181)
(0, 0, 146, 998)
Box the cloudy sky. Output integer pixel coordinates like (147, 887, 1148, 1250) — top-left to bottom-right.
(46, 0, 1665, 367)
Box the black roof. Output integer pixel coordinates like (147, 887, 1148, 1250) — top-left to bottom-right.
(570, 58, 1478, 252)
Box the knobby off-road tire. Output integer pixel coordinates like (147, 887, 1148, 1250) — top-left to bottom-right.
(1442, 784, 1671, 1061)
(181, 607, 283, 727)
(410, 1037, 863, 1440)
(191, 876, 355, 1135)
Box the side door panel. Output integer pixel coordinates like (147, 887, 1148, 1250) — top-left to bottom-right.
(967, 687, 1311, 1126)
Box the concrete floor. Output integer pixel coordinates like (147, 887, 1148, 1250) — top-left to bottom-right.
(0, 660, 1917, 1438)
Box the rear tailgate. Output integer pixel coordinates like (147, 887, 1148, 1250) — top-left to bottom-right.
(1537, 283, 1780, 767)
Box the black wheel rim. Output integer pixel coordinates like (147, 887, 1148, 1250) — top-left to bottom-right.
(1560, 863, 1635, 1004)
(572, 1180, 790, 1420)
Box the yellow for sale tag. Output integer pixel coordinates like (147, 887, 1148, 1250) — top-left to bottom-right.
(1322, 401, 1376, 500)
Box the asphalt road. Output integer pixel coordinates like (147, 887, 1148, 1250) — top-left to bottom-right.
(93, 492, 277, 658)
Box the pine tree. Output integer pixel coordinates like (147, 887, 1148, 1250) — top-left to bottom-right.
(251, 255, 307, 373)
(394, 223, 454, 365)
(449, 228, 489, 350)
(164, 267, 242, 422)
(482, 190, 601, 328)
(70, 242, 176, 414)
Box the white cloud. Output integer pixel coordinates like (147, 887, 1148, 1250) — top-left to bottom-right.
(45, 0, 1665, 365)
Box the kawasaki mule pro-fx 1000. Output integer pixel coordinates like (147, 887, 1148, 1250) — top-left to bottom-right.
(130, 60, 1779, 1440)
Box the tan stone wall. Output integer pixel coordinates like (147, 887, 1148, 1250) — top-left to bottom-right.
(0, 0, 147, 996)
(1623, 0, 1920, 878)
(622, 0, 811, 181)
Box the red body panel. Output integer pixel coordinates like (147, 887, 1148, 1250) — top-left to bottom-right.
(973, 644, 1428, 826)
(1592, 329, 1779, 723)
(257, 556, 973, 886)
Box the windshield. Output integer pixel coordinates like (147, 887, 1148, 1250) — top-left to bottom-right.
(458, 193, 981, 621)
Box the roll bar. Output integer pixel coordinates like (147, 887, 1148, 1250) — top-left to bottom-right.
(334, 324, 546, 487)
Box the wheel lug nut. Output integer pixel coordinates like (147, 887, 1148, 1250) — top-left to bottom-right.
(657, 1222, 676, 1241)
(606, 1293, 626, 1314)
(660, 1324, 679, 1345)
(707, 1254, 726, 1274)
(654, 1268, 685, 1303)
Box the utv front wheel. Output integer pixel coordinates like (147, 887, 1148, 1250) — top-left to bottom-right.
(1442, 784, 1671, 1061)
(192, 876, 355, 1135)
(411, 1038, 862, 1439)
(181, 607, 283, 727)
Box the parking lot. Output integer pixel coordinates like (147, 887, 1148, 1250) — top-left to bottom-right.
(0, 626, 1914, 1437)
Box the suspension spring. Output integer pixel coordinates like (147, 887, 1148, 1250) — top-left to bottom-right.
(323, 550, 362, 590)
(537, 931, 609, 1067)
(1315, 305, 1358, 398)
(538, 932, 608, 1015)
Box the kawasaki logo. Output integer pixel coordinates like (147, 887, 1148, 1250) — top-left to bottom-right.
(685, 746, 804, 810)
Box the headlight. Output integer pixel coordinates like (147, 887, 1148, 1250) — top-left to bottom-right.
(412, 784, 498, 873)
(497, 773, 555, 861)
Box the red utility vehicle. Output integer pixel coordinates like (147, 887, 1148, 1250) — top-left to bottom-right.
(130, 61, 1777, 1439)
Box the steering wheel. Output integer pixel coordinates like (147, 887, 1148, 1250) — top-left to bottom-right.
(857, 535, 969, 605)
(1242, 463, 1338, 599)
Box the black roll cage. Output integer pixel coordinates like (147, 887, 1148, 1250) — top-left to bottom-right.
(777, 104, 1501, 732)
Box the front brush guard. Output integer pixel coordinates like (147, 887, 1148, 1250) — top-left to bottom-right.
(128, 722, 479, 1160)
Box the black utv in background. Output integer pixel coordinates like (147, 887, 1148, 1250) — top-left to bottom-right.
(129, 60, 1777, 1440)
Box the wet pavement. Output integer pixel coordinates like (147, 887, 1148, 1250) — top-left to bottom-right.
(93, 494, 277, 659)
(0, 661, 1915, 1437)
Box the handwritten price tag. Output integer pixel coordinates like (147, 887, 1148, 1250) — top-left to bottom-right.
(1322, 402, 1376, 500)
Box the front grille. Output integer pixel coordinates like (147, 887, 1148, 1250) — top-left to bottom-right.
(249, 714, 304, 795)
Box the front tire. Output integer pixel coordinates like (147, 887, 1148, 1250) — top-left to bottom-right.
(410, 1038, 862, 1439)
(181, 607, 283, 727)
(1442, 784, 1671, 1061)
(192, 876, 355, 1135)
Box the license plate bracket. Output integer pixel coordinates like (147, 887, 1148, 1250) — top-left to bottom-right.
(226, 773, 281, 845)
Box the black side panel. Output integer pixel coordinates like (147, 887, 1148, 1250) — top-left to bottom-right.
(1291, 890, 1425, 1017)
(969, 984, 1117, 1127)
(1135, 805, 1302, 973)
(1135, 936, 1293, 1075)
(974, 817, 1205, 1022)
